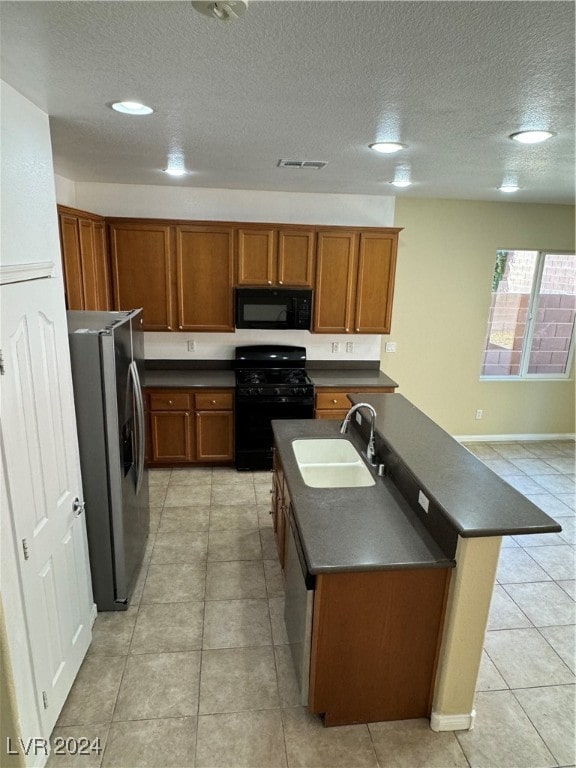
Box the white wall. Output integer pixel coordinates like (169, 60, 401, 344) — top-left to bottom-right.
(54, 174, 77, 208)
(73, 182, 395, 226)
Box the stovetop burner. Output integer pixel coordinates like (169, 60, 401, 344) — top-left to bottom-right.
(236, 368, 312, 387)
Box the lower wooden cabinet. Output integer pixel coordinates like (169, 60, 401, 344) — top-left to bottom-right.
(146, 388, 234, 466)
(309, 567, 451, 726)
(315, 387, 396, 419)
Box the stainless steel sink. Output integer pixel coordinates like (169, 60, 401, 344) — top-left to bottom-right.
(292, 438, 375, 488)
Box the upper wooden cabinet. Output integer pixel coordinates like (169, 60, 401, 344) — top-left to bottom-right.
(176, 226, 235, 331)
(108, 221, 174, 331)
(314, 230, 398, 334)
(237, 226, 315, 287)
(108, 220, 235, 332)
(58, 206, 111, 311)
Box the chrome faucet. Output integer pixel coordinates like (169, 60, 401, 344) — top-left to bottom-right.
(340, 402, 378, 465)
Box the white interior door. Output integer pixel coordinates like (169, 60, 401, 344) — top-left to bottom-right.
(0, 275, 94, 736)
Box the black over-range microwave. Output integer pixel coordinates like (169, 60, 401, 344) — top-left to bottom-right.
(235, 287, 313, 330)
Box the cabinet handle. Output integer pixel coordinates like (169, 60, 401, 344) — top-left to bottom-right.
(356, 327, 359, 331)
(178, 325, 183, 330)
(168, 400, 173, 405)
(267, 280, 272, 284)
(345, 328, 349, 332)
(279, 280, 283, 285)
(211, 399, 216, 404)
(332, 399, 338, 404)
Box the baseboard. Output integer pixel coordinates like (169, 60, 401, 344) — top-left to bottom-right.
(454, 433, 575, 443)
(430, 710, 476, 732)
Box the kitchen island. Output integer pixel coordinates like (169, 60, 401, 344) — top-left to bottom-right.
(271, 394, 561, 730)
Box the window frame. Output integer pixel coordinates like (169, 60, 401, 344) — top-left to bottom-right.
(480, 248, 576, 382)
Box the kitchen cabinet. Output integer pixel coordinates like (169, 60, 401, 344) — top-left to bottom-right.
(58, 205, 111, 310)
(314, 230, 398, 333)
(271, 450, 289, 569)
(176, 225, 235, 331)
(309, 568, 450, 726)
(109, 221, 174, 331)
(314, 387, 396, 420)
(237, 226, 315, 286)
(109, 220, 235, 332)
(146, 388, 234, 466)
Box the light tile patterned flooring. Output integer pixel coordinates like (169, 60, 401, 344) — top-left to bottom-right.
(49, 440, 575, 768)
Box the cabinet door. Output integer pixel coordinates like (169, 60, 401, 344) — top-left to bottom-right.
(92, 219, 112, 311)
(78, 218, 98, 310)
(354, 233, 397, 333)
(196, 411, 234, 461)
(313, 231, 358, 333)
(59, 213, 85, 309)
(237, 228, 276, 285)
(109, 222, 174, 331)
(278, 229, 315, 286)
(150, 411, 192, 462)
(176, 226, 235, 331)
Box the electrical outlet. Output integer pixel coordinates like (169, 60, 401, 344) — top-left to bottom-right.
(331, 342, 340, 353)
(475, 409, 483, 420)
(346, 342, 354, 353)
(187, 340, 196, 352)
(385, 341, 397, 353)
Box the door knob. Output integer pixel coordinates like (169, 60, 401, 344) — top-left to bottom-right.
(72, 497, 85, 516)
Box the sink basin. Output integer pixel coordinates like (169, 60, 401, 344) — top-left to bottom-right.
(292, 438, 375, 488)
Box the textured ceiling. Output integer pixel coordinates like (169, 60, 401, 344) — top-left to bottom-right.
(1, 1, 574, 204)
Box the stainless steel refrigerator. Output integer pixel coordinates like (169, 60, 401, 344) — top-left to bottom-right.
(67, 309, 149, 611)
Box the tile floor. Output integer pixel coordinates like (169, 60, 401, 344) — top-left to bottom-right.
(49, 440, 575, 768)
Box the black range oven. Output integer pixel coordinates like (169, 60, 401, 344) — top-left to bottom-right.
(234, 345, 314, 471)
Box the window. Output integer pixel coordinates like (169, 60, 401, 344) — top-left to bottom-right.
(481, 249, 576, 379)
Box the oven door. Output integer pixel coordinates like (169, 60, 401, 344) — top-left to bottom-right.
(235, 397, 314, 470)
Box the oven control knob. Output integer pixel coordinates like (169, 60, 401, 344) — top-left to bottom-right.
(273, 387, 281, 396)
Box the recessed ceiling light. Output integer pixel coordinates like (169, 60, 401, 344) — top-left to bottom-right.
(509, 130, 555, 144)
(163, 168, 188, 177)
(498, 183, 520, 193)
(389, 180, 412, 188)
(111, 101, 154, 116)
(369, 142, 406, 154)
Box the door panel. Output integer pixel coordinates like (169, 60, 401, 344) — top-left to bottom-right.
(176, 226, 235, 331)
(237, 229, 275, 285)
(278, 230, 315, 286)
(109, 222, 174, 331)
(59, 214, 84, 309)
(313, 232, 358, 333)
(78, 218, 98, 310)
(355, 233, 396, 333)
(1, 276, 93, 734)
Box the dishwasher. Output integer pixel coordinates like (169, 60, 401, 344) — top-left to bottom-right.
(284, 508, 315, 706)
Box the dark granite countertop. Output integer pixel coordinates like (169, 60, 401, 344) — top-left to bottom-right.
(144, 360, 397, 390)
(144, 369, 235, 388)
(308, 369, 398, 389)
(272, 419, 455, 575)
(347, 393, 562, 538)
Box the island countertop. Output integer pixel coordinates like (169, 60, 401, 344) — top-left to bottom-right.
(347, 393, 562, 538)
(272, 419, 455, 575)
(272, 394, 561, 575)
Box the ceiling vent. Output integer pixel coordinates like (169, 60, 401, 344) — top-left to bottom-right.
(278, 160, 328, 170)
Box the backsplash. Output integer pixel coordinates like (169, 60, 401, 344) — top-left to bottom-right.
(144, 330, 382, 362)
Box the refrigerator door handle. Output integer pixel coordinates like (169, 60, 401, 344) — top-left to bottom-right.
(129, 360, 146, 494)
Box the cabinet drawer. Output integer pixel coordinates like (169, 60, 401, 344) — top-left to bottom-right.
(316, 391, 350, 410)
(149, 392, 190, 411)
(195, 391, 234, 410)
